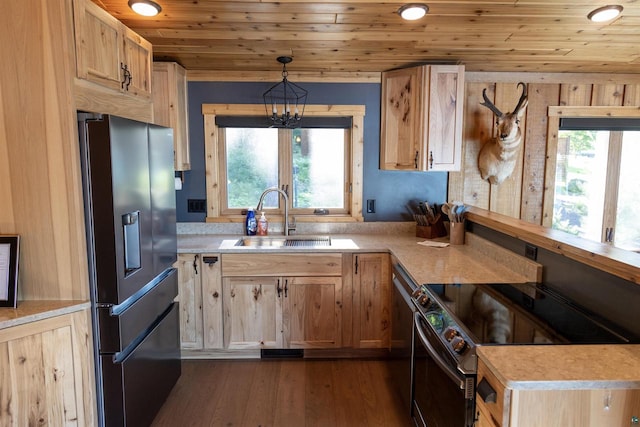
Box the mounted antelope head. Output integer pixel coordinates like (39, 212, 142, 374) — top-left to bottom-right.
(477, 82, 528, 185)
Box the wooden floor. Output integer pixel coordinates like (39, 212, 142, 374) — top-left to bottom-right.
(151, 358, 413, 427)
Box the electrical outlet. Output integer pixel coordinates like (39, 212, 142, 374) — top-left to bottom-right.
(525, 244, 538, 260)
(366, 199, 376, 213)
(187, 199, 206, 213)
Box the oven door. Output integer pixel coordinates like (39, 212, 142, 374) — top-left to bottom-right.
(412, 313, 475, 427)
(390, 264, 416, 414)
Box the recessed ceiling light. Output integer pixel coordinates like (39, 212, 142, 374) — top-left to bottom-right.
(128, 0, 162, 17)
(587, 5, 623, 22)
(397, 4, 429, 21)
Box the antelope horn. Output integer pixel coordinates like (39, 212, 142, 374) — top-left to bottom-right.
(480, 88, 503, 117)
(512, 82, 528, 113)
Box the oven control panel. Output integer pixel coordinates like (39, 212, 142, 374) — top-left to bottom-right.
(411, 285, 473, 358)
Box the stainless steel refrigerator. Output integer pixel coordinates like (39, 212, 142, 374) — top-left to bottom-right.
(78, 113, 181, 427)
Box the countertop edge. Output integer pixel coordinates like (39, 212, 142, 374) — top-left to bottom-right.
(478, 345, 640, 390)
(0, 300, 91, 330)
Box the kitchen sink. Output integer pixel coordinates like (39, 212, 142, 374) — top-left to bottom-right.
(234, 236, 332, 248)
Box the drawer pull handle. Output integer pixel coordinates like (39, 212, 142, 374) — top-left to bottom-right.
(477, 378, 497, 404)
(203, 256, 219, 265)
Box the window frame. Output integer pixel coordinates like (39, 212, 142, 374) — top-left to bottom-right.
(202, 104, 365, 223)
(544, 106, 640, 247)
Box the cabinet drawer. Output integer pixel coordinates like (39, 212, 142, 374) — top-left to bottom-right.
(477, 359, 508, 427)
(221, 253, 343, 277)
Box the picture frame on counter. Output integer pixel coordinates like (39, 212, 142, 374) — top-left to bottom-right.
(0, 235, 19, 308)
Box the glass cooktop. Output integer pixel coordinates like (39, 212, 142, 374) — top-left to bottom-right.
(425, 282, 639, 346)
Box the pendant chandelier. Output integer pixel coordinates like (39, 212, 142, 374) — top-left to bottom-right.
(263, 56, 308, 128)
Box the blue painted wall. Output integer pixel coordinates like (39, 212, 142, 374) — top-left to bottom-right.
(176, 81, 448, 222)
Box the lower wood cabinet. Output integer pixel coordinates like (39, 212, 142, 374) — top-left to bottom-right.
(0, 309, 97, 426)
(221, 253, 343, 350)
(175, 253, 222, 350)
(222, 276, 282, 349)
(176, 251, 391, 355)
(476, 358, 640, 427)
(222, 275, 343, 350)
(352, 253, 391, 348)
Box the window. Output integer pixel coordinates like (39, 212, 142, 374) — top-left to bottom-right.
(202, 104, 365, 222)
(551, 117, 640, 252)
(221, 126, 350, 215)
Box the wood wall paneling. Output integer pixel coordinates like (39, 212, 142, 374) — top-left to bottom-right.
(541, 115, 559, 228)
(449, 82, 493, 207)
(0, 0, 89, 300)
(488, 83, 526, 218)
(591, 84, 625, 106)
(559, 84, 592, 106)
(521, 83, 560, 225)
(456, 75, 640, 228)
(623, 84, 640, 106)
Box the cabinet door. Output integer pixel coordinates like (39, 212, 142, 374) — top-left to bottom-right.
(0, 310, 96, 426)
(73, 0, 123, 91)
(201, 255, 223, 349)
(510, 388, 640, 427)
(426, 65, 464, 171)
(223, 277, 282, 349)
(176, 254, 203, 349)
(475, 406, 498, 427)
(380, 67, 425, 170)
(152, 62, 191, 171)
(121, 26, 153, 99)
(352, 253, 391, 348)
(285, 276, 343, 349)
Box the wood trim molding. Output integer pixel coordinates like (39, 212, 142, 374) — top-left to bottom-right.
(188, 70, 381, 83)
(202, 104, 365, 222)
(467, 72, 640, 85)
(548, 106, 640, 117)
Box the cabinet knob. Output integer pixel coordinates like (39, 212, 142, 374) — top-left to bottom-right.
(477, 377, 497, 404)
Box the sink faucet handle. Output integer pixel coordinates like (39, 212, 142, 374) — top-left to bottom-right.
(288, 216, 297, 233)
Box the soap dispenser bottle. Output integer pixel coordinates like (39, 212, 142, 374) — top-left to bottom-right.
(245, 208, 257, 236)
(257, 212, 268, 236)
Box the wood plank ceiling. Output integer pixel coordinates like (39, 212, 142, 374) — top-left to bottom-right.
(93, 0, 640, 74)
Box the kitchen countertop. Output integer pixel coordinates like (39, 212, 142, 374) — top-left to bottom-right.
(478, 345, 640, 390)
(180, 231, 640, 389)
(178, 233, 533, 285)
(0, 300, 90, 330)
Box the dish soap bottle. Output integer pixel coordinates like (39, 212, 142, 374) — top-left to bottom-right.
(245, 208, 257, 236)
(257, 212, 268, 236)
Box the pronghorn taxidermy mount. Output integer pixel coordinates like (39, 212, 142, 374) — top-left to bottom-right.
(477, 82, 528, 185)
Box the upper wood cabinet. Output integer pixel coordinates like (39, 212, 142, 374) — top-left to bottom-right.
(73, 0, 152, 100)
(380, 64, 464, 171)
(153, 62, 191, 171)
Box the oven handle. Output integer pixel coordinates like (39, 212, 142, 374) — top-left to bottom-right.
(414, 312, 466, 390)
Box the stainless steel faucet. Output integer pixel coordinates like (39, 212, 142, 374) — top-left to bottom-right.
(256, 185, 296, 236)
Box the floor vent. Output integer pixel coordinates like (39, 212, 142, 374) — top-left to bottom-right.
(260, 349, 304, 359)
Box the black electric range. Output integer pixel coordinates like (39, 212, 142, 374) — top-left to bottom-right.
(409, 281, 640, 427)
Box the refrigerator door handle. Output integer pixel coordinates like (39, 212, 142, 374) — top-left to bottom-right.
(122, 211, 141, 276)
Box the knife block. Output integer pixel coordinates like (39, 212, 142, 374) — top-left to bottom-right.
(416, 214, 447, 239)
